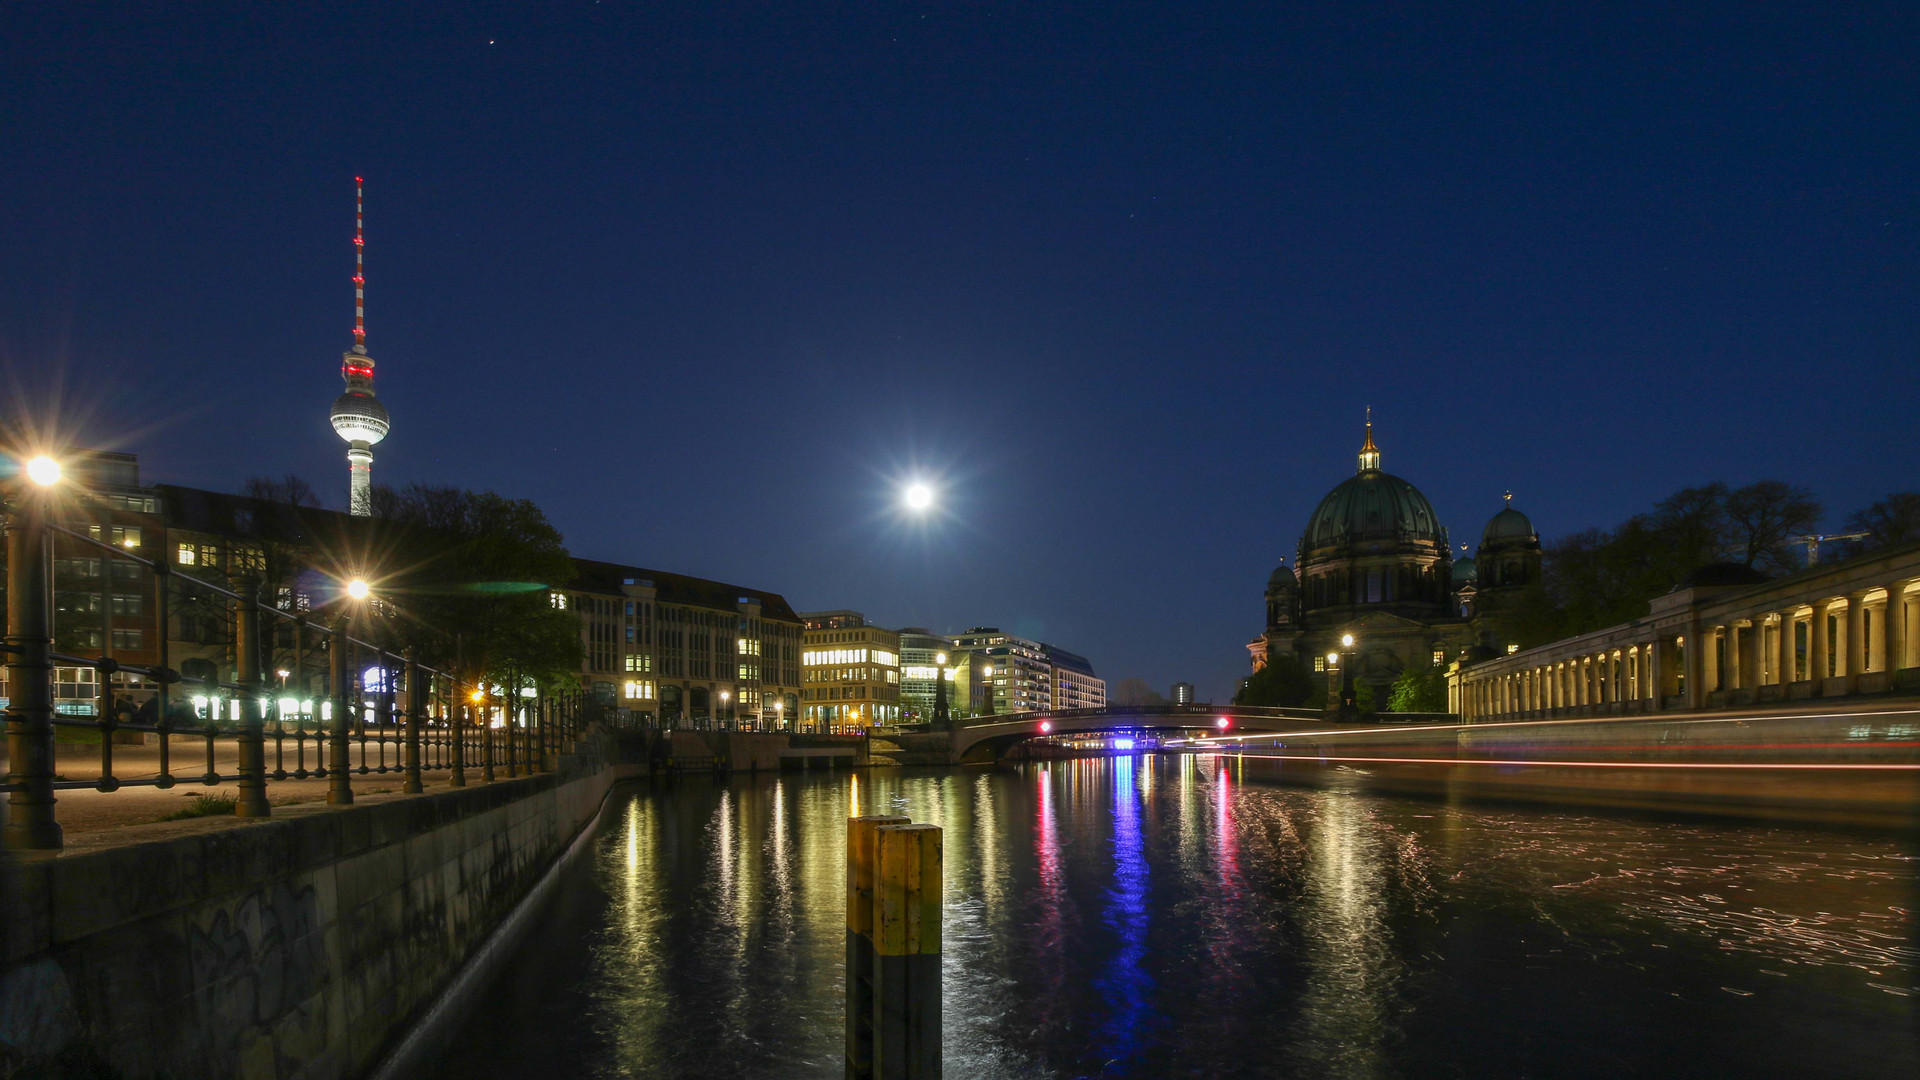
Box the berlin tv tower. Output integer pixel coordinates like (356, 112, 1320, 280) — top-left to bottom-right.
(329, 177, 390, 516)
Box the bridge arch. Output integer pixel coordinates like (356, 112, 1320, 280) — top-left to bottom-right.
(949, 704, 1326, 763)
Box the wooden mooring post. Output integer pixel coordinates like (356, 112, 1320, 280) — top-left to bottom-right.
(846, 815, 942, 1079)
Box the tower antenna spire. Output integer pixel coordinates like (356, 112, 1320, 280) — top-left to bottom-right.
(331, 175, 389, 517)
(352, 176, 366, 353)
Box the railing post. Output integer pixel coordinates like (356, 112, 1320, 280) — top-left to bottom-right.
(233, 578, 270, 817)
(327, 614, 353, 805)
(481, 687, 497, 782)
(4, 502, 62, 850)
(403, 653, 423, 793)
(450, 692, 468, 788)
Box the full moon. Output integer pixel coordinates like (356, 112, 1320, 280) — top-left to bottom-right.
(904, 483, 933, 511)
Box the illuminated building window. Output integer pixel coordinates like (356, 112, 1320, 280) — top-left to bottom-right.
(1314, 656, 1326, 672)
(624, 655, 652, 673)
(177, 544, 197, 566)
(1432, 648, 1446, 666)
(623, 680, 655, 700)
(1506, 642, 1519, 654)
(551, 592, 568, 610)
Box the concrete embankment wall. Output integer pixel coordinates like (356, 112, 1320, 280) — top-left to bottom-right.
(0, 734, 640, 1080)
(1205, 709, 1920, 829)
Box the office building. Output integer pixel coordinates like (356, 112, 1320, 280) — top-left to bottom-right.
(799, 611, 902, 730)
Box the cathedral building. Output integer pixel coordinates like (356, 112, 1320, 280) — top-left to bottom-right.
(1250, 421, 1542, 697)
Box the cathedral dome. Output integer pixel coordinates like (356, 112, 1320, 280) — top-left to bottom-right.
(1451, 555, 1478, 583)
(1482, 504, 1536, 546)
(1267, 563, 1298, 591)
(1303, 470, 1445, 548)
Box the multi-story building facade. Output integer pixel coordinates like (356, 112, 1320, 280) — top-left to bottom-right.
(566, 559, 803, 729)
(897, 627, 950, 720)
(799, 610, 901, 730)
(1045, 645, 1106, 710)
(950, 628, 1053, 714)
(1172, 681, 1195, 705)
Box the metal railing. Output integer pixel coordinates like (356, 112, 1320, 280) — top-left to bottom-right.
(1, 490, 617, 851)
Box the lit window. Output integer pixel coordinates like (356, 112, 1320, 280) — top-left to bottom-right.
(1432, 648, 1446, 666)
(551, 592, 568, 610)
(1506, 642, 1520, 654)
(177, 543, 196, 566)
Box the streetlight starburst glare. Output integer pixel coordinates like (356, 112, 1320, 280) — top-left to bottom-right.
(346, 578, 371, 600)
(24, 456, 62, 487)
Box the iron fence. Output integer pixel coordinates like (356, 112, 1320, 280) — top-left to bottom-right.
(1, 488, 619, 851)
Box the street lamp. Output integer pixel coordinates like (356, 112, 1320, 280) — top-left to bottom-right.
(23, 455, 62, 488)
(346, 578, 371, 601)
(1339, 633, 1359, 713)
(720, 690, 730, 730)
(4, 453, 66, 847)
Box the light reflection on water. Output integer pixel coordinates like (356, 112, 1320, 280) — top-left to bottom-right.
(432, 757, 1919, 1079)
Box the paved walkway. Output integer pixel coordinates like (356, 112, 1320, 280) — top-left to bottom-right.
(3, 736, 549, 856)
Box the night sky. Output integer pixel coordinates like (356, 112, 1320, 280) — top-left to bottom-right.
(4, 3, 1916, 700)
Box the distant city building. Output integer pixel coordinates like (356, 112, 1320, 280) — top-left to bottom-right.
(1251, 419, 1542, 699)
(1046, 645, 1106, 710)
(565, 560, 803, 729)
(1172, 681, 1195, 705)
(799, 611, 901, 730)
(948, 627, 1107, 714)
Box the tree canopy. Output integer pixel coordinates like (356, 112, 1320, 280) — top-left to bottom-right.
(364, 484, 584, 689)
(1233, 655, 1315, 708)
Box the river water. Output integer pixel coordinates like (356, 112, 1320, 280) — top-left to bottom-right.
(429, 757, 1918, 1079)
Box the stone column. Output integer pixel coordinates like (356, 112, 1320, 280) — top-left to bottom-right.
(1845, 592, 1868, 692)
(1810, 602, 1831, 691)
(1879, 584, 1906, 676)
(1776, 613, 1796, 686)
(1739, 621, 1761, 694)
(1683, 624, 1706, 711)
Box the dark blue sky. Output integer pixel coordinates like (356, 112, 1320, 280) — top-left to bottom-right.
(4, 2, 1916, 700)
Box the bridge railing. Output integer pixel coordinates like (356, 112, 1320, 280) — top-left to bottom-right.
(1, 505, 605, 851)
(956, 703, 1331, 727)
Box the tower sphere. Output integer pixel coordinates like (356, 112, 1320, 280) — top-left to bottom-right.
(331, 389, 390, 445)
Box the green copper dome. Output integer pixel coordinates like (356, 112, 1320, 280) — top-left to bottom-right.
(1451, 555, 1478, 583)
(1267, 563, 1298, 591)
(1304, 470, 1445, 547)
(1482, 505, 1536, 545)
(1302, 422, 1446, 548)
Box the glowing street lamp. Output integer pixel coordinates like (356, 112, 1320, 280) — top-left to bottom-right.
(345, 578, 371, 601)
(903, 482, 934, 511)
(24, 455, 62, 487)
(1339, 633, 1359, 713)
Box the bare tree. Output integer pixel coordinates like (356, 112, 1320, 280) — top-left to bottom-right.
(1724, 480, 1822, 573)
(243, 474, 320, 507)
(1841, 491, 1920, 553)
(1109, 677, 1167, 706)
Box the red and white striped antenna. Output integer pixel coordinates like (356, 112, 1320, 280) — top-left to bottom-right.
(352, 176, 366, 353)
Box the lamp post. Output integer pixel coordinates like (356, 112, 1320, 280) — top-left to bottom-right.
(1339, 632, 1359, 716)
(932, 652, 950, 729)
(720, 690, 731, 731)
(5, 455, 64, 848)
(328, 577, 370, 805)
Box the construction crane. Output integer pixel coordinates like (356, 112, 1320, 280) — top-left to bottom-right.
(1789, 532, 1869, 565)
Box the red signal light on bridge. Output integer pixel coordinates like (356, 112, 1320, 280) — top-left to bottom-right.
(1215, 717, 1231, 730)
(1039, 721, 1052, 734)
